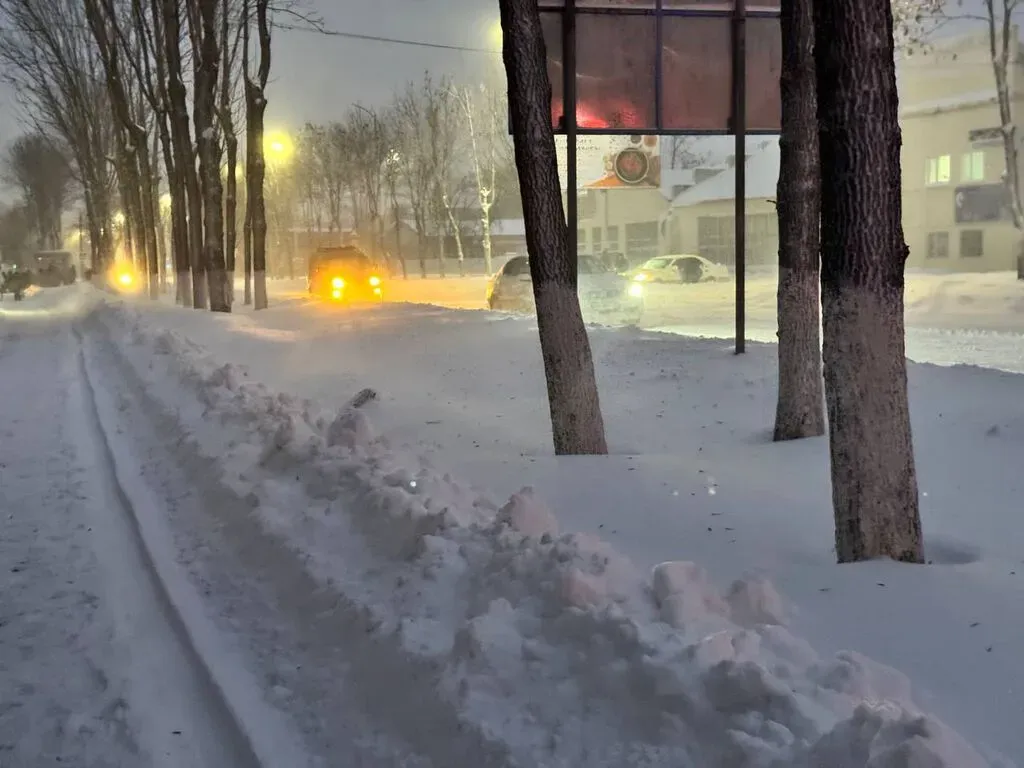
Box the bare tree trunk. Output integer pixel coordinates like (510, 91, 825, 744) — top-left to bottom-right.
(443, 195, 466, 275)
(190, 0, 228, 312)
(774, 0, 825, 441)
(150, 130, 167, 293)
(499, 0, 608, 455)
(161, 0, 206, 308)
(146, 0, 191, 304)
(244, 0, 271, 310)
(243, 180, 253, 304)
(136, 138, 161, 299)
(219, 0, 238, 308)
(113, 141, 136, 265)
(84, 0, 158, 297)
(814, 0, 923, 563)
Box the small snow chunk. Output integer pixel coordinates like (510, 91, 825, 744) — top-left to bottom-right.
(727, 575, 787, 627)
(793, 702, 991, 768)
(813, 651, 914, 705)
(497, 487, 559, 538)
(453, 598, 523, 668)
(325, 408, 374, 450)
(561, 567, 610, 609)
(347, 387, 378, 410)
(651, 561, 730, 626)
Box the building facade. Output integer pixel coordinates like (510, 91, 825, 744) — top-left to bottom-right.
(900, 30, 1024, 271)
(575, 29, 1024, 273)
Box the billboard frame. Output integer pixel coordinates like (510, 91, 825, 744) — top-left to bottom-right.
(537, 0, 781, 354)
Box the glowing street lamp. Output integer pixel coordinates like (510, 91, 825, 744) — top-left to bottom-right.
(113, 211, 126, 226)
(264, 130, 294, 167)
(220, 163, 244, 181)
(159, 193, 172, 212)
(487, 20, 502, 50)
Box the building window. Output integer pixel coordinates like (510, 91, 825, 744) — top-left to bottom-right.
(960, 229, 983, 258)
(961, 151, 985, 182)
(926, 155, 951, 185)
(625, 222, 660, 263)
(926, 231, 949, 258)
(606, 226, 619, 250)
(592, 228, 603, 251)
(698, 216, 735, 266)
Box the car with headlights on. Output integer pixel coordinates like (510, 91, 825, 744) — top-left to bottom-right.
(628, 253, 729, 284)
(486, 254, 644, 325)
(307, 245, 384, 303)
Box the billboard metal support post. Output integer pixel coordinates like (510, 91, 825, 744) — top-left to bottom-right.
(535, 0, 778, 351)
(733, 0, 747, 355)
(564, 0, 578, 268)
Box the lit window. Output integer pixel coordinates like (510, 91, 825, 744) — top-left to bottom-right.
(961, 151, 985, 182)
(927, 155, 951, 185)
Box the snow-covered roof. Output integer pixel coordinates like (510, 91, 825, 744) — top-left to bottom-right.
(670, 139, 779, 208)
(659, 168, 697, 199)
(899, 90, 998, 118)
(491, 218, 526, 237)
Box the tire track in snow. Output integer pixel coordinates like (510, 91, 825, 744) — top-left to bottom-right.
(72, 324, 265, 768)
(87, 306, 515, 766)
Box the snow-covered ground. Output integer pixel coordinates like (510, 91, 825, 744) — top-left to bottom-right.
(263, 270, 1024, 373)
(3, 282, 1022, 766)
(0, 295, 277, 767)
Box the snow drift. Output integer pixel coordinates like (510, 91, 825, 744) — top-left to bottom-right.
(95, 299, 993, 768)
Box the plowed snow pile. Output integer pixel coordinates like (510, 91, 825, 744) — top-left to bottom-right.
(99, 301, 992, 767)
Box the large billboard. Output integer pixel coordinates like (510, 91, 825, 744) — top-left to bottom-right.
(555, 134, 661, 188)
(538, 0, 781, 135)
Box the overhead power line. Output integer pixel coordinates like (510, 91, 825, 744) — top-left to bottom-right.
(275, 21, 501, 55)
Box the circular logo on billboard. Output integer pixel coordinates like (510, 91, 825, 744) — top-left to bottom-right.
(613, 148, 650, 185)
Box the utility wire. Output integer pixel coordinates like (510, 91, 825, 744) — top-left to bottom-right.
(275, 21, 501, 55)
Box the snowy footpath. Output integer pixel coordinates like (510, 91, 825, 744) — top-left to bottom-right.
(1, 285, 1020, 766)
(0, 301, 263, 767)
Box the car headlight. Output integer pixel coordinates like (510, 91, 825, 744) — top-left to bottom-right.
(368, 275, 381, 287)
(331, 277, 344, 289)
(628, 283, 644, 298)
(632, 273, 647, 282)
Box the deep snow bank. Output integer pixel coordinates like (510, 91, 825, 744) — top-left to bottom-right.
(98, 300, 992, 768)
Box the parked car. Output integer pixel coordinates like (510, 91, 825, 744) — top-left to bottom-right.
(486, 254, 644, 325)
(307, 245, 385, 303)
(31, 250, 76, 287)
(0, 267, 31, 301)
(628, 254, 730, 284)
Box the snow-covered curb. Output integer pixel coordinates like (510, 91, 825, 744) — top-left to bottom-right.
(95, 299, 991, 767)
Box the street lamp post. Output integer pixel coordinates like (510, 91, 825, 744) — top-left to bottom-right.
(385, 148, 406, 278)
(264, 130, 296, 278)
(353, 103, 388, 258)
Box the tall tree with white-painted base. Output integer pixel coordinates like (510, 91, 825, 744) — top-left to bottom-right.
(773, 0, 941, 442)
(243, 0, 271, 309)
(498, 0, 607, 455)
(773, 0, 825, 442)
(814, 0, 924, 563)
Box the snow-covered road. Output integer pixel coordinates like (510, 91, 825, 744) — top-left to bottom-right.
(0, 288, 516, 767)
(262, 271, 1024, 373)
(3, 284, 1021, 766)
(0, 311, 259, 767)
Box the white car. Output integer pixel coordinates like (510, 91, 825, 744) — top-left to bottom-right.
(628, 254, 730, 284)
(486, 254, 644, 325)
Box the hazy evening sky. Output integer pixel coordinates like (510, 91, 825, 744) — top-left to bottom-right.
(0, 0, 997, 172)
(0, 0, 501, 150)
